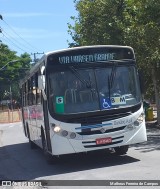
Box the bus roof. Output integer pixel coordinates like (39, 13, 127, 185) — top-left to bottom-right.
(44, 45, 134, 56)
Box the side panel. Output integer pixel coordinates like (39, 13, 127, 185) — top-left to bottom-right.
(29, 104, 44, 148)
(35, 104, 44, 147)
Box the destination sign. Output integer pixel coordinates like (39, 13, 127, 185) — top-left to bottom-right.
(58, 53, 115, 64)
(47, 47, 134, 66)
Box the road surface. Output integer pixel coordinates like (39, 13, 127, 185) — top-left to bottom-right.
(0, 122, 160, 189)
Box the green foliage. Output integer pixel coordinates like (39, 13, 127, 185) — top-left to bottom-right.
(68, 0, 127, 46)
(124, 0, 160, 99)
(0, 43, 31, 102)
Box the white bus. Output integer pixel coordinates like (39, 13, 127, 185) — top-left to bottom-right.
(20, 45, 147, 163)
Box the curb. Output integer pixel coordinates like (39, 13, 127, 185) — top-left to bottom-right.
(146, 120, 160, 128)
(0, 122, 22, 127)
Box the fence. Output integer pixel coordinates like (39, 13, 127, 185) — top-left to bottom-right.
(0, 109, 21, 123)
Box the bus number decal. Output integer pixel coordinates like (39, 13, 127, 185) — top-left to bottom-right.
(111, 96, 126, 105)
(55, 96, 64, 113)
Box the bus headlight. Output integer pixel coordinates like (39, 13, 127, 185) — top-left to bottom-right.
(53, 125, 61, 133)
(50, 123, 77, 139)
(134, 114, 144, 126)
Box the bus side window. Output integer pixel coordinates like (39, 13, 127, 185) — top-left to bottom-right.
(28, 78, 35, 106)
(25, 82, 28, 106)
(35, 73, 42, 105)
(37, 89, 42, 104)
(22, 84, 26, 107)
(27, 80, 31, 106)
(32, 75, 36, 105)
(28, 92, 34, 105)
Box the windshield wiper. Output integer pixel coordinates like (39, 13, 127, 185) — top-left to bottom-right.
(95, 59, 135, 64)
(69, 66, 91, 88)
(108, 62, 117, 99)
(110, 62, 117, 88)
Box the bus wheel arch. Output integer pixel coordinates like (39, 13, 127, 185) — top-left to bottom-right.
(41, 127, 47, 152)
(41, 127, 54, 164)
(26, 123, 37, 149)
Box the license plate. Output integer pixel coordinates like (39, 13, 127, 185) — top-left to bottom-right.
(96, 137, 112, 145)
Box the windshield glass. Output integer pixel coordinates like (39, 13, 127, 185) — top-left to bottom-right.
(48, 65, 141, 115)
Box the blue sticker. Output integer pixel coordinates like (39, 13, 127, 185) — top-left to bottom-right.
(100, 98, 112, 109)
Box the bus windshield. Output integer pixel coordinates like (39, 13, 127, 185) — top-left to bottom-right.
(48, 65, 141, 115)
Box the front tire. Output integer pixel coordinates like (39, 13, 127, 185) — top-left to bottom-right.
(114, 145, 129, 155)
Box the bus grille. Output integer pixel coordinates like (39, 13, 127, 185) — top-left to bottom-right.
(71, 112, 131, 124)
(77, 126, 126, 136)
(82, 136, 124, 148)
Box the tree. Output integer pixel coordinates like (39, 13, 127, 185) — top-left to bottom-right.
(122, 0, 160, 123)
(68, 0, 127, 46)
(0, 43, 31, 103)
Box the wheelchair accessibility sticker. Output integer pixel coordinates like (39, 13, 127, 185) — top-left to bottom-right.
(100, 96, 126, 109)
(100, 98, 111, 109)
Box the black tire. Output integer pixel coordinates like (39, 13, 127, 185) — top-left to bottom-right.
(114, 145, 129, 155)
(29, 140, 38, 149)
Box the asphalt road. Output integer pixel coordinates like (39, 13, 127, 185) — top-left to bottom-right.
(0, 122, 160, 189)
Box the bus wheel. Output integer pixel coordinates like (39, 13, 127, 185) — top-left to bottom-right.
(114, 145, 129, 155)
(42, 134, 54, 164)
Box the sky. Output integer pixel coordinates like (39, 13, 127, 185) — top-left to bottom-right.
(0, 0, 78, 60)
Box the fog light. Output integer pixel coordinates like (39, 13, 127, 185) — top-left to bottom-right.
(61, 130, 68, 137)
(70, 132, 76, 139)
(127, 124, 134, 130)
(134, 120, 139, 126)
(137, 114, 144, 123)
